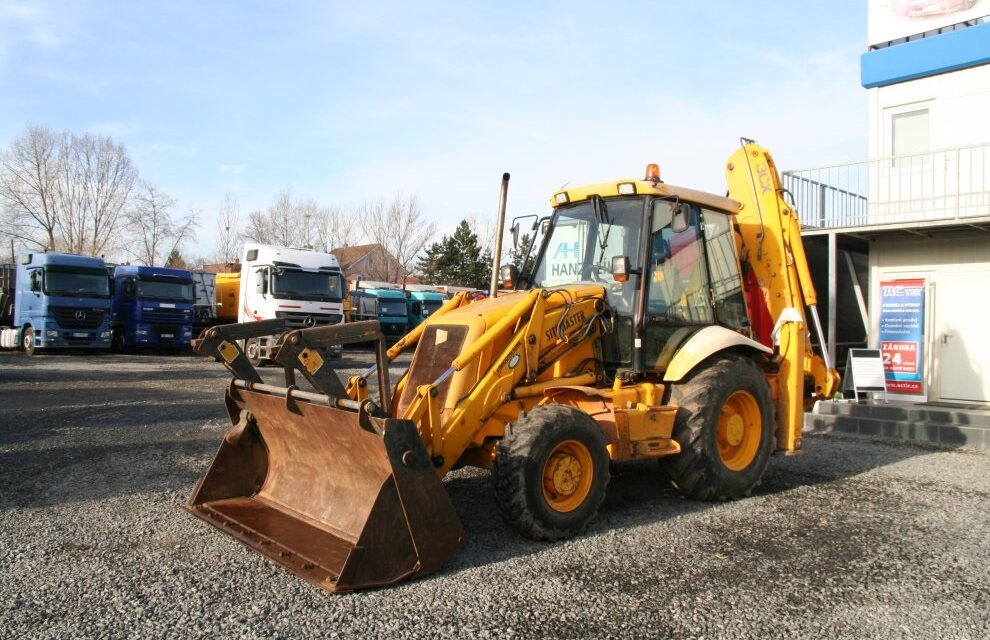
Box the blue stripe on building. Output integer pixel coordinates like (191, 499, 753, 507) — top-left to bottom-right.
(861, 21, 990, 88)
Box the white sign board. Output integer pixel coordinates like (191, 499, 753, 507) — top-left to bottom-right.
(848, 349, 888, 397)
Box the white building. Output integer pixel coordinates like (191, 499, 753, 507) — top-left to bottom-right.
(787, 0, 990, 404)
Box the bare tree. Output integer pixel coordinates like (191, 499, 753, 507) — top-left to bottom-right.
(214, 192, 241, 263)
(124, 181, 176, 265)
(242, 207, 274, 245)
(469, 212, 499, 263)
(124, 181, 197, 266)
(164, 204, 200, 267)
(363, 194, 436, 283)
(0, 125, 63, 251)
(241, 187, 306, 248)
(312, 204, 359, 252)
(55, 132, 137, 256)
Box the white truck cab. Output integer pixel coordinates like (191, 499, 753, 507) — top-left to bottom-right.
(238, 243, 346, 364)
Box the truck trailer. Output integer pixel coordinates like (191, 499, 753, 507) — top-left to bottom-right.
(0, 252, 112, 355)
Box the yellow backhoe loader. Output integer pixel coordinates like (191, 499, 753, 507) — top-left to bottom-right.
(187, 140, 839, 593)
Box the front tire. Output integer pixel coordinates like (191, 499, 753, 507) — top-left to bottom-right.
(661, 355, 774, 501)
(111, 327, 128, 354)
(21, 326, 35, 356)
(244, 337, 262, 367)
(492, 404, 610, 541)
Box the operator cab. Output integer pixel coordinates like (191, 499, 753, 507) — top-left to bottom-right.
(524, 165, 750, 377)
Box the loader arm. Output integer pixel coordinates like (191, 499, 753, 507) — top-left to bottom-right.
(397, 286, 608, 475)
(725, 141, 840, 451)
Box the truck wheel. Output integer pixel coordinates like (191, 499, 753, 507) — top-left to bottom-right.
(492, 404, 610, 541)
(660, 354, 773, 501)
(21, 326, 35, 356)
(111, 328, 128, 354)
(244, 338, 262, 367)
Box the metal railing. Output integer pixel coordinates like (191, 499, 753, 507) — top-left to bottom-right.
(783, 143, 990, 230)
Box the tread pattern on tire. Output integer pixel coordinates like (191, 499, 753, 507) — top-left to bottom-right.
(492, 404, 610, 541)
(660, 354, 774, 501)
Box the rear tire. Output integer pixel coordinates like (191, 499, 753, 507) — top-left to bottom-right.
(21, 326, 35, 356)
(492, 404, 610, 541)
(660, 354, 774, 501)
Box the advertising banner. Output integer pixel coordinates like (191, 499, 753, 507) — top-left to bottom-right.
(878, 277, 927, 397)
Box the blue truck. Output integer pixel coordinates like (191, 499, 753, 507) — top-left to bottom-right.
(108, 265, 194, 352)
(349, 280, 409, 343)
(404, 284, 446, 329)
(0, 252, 112, 355)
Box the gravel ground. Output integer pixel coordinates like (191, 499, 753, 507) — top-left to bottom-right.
(1, 350, 989, 639)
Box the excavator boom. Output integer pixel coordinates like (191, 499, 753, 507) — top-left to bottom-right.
(725, 140, 840, 450)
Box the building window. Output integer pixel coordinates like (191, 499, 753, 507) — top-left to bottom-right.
(892, 109, 929, 168)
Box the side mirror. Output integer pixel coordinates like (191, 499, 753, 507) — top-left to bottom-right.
(255, 269, 267, 295)
(499, 264, 518, 289)
(540, 219, 551, 235)
(411, 302, 422, 316)
(124, 279, 135, 298)
(611, 256, 631, 283)
(510, 222, 520, 249)
(672, 203, 691, 234)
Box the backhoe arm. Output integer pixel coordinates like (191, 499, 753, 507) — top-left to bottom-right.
(725, 141, 840, 451)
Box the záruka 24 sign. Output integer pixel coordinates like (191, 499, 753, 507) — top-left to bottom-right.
(878, 278, 926, 396)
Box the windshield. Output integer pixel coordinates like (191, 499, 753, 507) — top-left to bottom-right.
(44, 267, 110, 298)
(137, 278, 193, 302)
(423, 299, 443, 315)
(271, 269, 344, 301)
(532, 197, 644, 315)
(379, 299, 406, 317)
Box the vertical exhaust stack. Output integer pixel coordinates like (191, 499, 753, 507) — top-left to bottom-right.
(489, 173, 510, 298)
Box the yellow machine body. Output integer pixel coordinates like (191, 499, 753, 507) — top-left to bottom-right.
(187, 141, 838, 593)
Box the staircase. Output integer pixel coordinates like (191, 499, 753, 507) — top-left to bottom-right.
(806, 400, 990, 450)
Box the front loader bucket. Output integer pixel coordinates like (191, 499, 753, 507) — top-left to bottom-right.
(185, 386, 464, 593)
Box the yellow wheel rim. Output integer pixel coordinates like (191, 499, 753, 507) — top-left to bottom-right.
(541, 439, 594, 513)
(716, 391, 762, 471)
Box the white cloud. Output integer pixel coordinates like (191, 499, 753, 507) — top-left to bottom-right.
(0, 2, 65, 56)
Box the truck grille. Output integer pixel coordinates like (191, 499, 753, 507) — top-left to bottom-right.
(382, 322, 407, 336)
(142, 308, 190, 324)
(152, 325, 182, 341)
(52, 307, 107, 329)
(275, 311, 343, 328)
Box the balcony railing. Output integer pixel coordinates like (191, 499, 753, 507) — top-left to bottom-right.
(782, 143, 990, 230)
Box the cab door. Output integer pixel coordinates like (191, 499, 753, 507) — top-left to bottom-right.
(642, 202, 748, 372)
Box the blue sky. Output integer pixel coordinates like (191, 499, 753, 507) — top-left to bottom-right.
(0, 1, 867, 257)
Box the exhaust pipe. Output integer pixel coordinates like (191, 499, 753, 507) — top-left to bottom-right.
(488, 172, 510, 298)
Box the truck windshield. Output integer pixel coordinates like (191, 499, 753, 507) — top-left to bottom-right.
(43, 267, 110, 298)
(379, 300, 407, 317)
(271, 268, 343, 301)
(423, 299, 443, 315)
(532, 197, 644, 315)
(137, 278, 194, 302)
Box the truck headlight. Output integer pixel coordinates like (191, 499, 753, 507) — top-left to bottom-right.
(46, 330, 59, 338)
(135, 329, 148, 336)
(101, 331, 111, 338)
